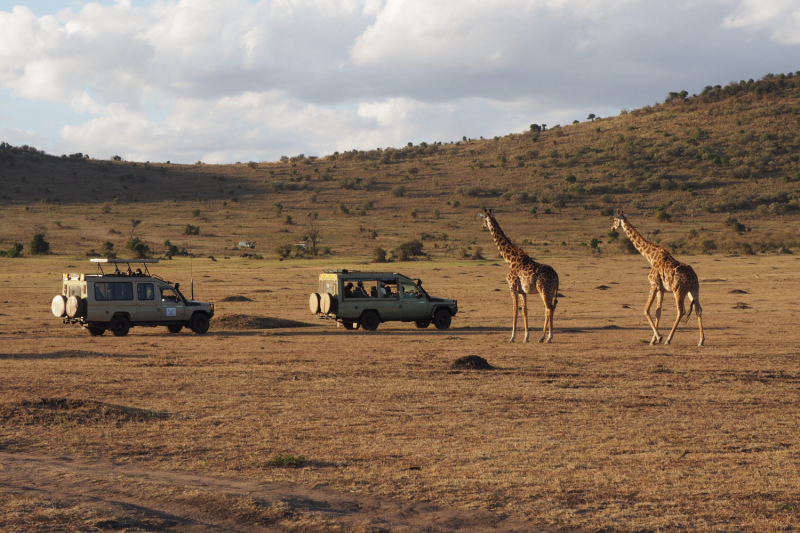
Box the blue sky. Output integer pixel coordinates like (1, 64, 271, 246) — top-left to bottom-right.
(1, 0, 799, 163)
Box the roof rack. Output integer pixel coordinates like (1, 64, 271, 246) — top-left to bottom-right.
(90, 258, 160, 264)
(90, 258, 160, 278)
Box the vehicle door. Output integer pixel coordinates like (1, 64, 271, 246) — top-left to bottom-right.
(374, 277, 403, 320)
(135, 282, 159, 322)
(158, 285, 186, 321)
(401, 281, 429, 320)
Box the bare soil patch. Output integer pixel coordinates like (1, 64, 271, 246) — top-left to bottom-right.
(215, 313, 313, 330)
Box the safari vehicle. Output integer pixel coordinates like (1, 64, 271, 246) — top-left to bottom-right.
(51, 258, 215, 337)
(309, 269, 458, 331)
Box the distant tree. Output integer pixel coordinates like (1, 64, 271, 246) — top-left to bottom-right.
(371, 246, 387, 263)
(587, 113, 596, 121)
(307, 213, 321, 256)
(29, 233, 49, 255)
(129, 219, 141, 239)
(530, 124, 542, 133)
(125, 238, 150, 258)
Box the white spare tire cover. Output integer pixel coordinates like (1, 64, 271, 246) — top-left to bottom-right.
(309, 293, 321, 314)
(51, 295, 67, 317)
(320, 292, 336, 314)
(66, 295, 85, 318)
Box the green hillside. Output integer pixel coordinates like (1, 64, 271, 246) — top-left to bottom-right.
(2, 72, 800, 260)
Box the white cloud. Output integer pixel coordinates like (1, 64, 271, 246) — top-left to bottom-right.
(0, 0, 799, 162)
(723, 0, 800, 44)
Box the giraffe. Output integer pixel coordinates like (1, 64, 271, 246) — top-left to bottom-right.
(479, 209, 559, 343)
(611, 211, 704, 346)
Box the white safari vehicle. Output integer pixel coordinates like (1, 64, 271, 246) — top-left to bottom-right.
(51, 258, 215, 337)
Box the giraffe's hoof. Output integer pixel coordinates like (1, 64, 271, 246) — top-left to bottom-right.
(508, 338, 515, 343)
(664, 339, 672, 346)
(698, 340, 705, 347)
(538, 337, 545, 343)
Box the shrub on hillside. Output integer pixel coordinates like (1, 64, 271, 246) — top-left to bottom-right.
(29, 233, 50, 255)
(0, 243, 23, 257)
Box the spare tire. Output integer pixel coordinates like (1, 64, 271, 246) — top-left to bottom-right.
(51, 295, 67, 317)
(66, 295, 85, 318)
(319, 292, 337, 315)
(309, 292, 321, 314)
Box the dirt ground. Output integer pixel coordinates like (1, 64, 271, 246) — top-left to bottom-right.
(1, 253, 799, 532)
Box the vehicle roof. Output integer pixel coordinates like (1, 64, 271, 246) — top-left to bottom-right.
(90, 258, 160, 264)
(322, 269, 414, 278)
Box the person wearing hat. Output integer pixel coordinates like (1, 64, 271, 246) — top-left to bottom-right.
(344, 282, 355, 298)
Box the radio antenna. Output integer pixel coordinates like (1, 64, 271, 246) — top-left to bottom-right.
(190, 256, 194, 300)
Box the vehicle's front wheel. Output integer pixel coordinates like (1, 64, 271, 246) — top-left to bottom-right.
(432, 309, 451, 330)
(190, 313, 210, 334)
(414, 320, 431, 329)
(167, 324, 183, 334)
(110, 315, 130, 337)
(86, 324, 106, 336)
(359, 311, 380, 331)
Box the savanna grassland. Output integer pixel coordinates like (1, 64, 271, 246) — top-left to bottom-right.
(2, 73, 800, 532)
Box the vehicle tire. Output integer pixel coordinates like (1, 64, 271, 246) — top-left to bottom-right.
(51, 295, 67, 317)
(190, 313, 210, 334)
(432, 309, 452, 330)
(320, 293, 337, 315)
(415, 319, 431, 329)
(110, 315, 130, 337)
(167, 325, 183, 334)
(66, 295, 85, 318)
(86, 324, 106, 336)
(342, 320, 358, 330)
(359, 311, 380, 331)
(309, 293, 321, 314)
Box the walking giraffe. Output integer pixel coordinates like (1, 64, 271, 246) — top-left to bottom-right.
(611, 211, 705, 346)
(479, 209, 559, 343)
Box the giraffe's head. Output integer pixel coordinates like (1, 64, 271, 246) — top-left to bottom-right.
(611, 211, 627, 232)
(479, 208, 495, 231)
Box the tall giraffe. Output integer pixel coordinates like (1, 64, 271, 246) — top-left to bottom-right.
(480, 209, 559, 343)
(612, 211, 704, 346)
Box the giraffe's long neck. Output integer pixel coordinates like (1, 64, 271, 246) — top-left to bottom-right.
(620, 219, 661, 265)
(488, 219, 527, 265)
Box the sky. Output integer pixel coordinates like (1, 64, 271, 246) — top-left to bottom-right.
(0, 0, 799, 164)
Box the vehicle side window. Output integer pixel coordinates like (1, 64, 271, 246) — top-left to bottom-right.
(95, 282, 134, 301)
(160, 287, 179, 302)
(402, 284, 420, 298)
(137, 283, 155, 301)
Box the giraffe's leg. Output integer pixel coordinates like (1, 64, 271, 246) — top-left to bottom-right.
(539, 292, 551, 343)
(509, 290, 518, 343)
(521, 292, 530, 342)
(548, 294, 556, 343)
(691, 293, 705, 346)
(653, 291, 663, 331)
(644, 286, 662, 345)
(664, 292, 686, 345)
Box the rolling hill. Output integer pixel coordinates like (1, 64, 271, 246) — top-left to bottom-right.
(2, 71, 800, 260)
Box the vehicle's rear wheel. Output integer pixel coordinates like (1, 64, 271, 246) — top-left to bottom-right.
(51, 295, 67, 317)
(359, 311, 380, 331)
(110, 315, 130, 337)
(66, 295, 85, 318)
(86, 324, 106, 336)
(415, 319, 431, 329)
(167, 324, 183, 334)
(432, 309, 452, 330)
(342, 320, 358, 330)
(309, 293, 321, 314)
(190, 313, 210, 334)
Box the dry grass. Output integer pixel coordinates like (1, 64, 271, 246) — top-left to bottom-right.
(1, 254, 799, 531)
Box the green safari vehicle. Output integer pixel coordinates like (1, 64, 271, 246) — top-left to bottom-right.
(309, 269, 458, 331)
